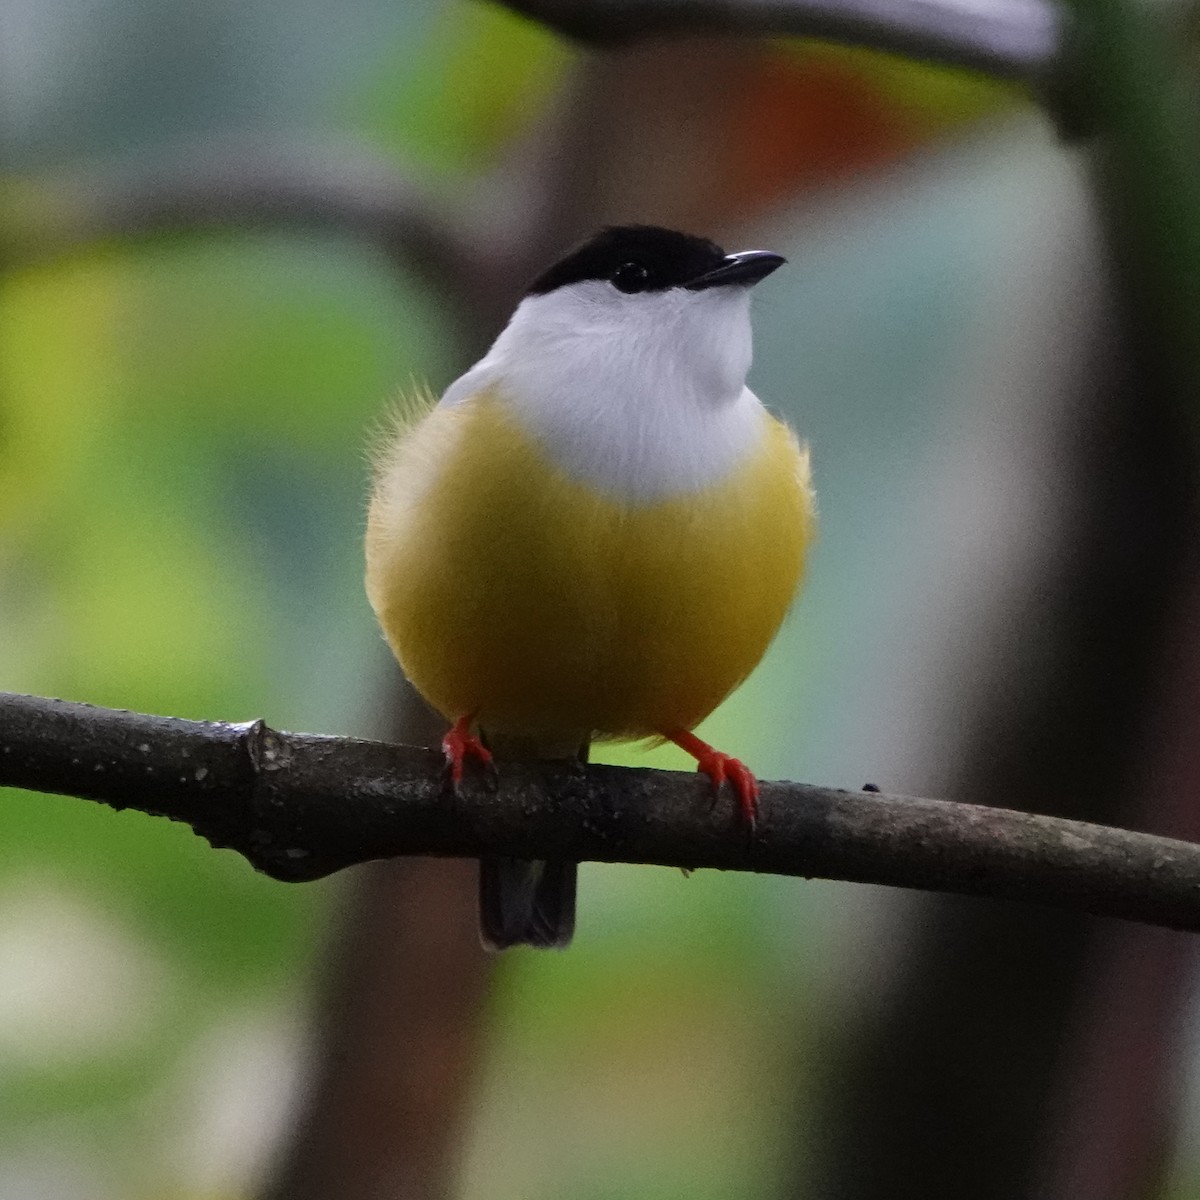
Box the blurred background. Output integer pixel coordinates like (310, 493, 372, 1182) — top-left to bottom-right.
(4, 0, 1200, 1197)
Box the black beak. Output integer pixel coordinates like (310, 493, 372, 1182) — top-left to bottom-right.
(685, 249, 786, 290)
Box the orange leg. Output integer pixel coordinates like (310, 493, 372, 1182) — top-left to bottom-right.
(665, 728, 760, 829)
(442, 714, 494, 786)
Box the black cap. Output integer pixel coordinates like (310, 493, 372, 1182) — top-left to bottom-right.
(527, 225, 785, 297)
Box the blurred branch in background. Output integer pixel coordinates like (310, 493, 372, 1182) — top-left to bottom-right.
(501, 0, 1063, 81)
(260, 855, 489, 1200)
(260, 680, 493, 1200)
(11, 691, 1200, 933)
(1030, 0, 1200, 1194)
(0, 138, 485, 328)
(1034, 551, 1200, 1200)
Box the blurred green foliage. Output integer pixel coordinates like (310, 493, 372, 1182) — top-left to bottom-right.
(361, 4, 568, 176)
(0, 230, 446, 1194)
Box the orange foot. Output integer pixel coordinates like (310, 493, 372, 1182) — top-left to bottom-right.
(442, 714, 494, 787)
(665, 728, 760, 830)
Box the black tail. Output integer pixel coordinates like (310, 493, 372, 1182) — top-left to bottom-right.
(479, 857, 576, 950)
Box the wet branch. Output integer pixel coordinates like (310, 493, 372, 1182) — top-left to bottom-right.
(3, 691, 1200, 931)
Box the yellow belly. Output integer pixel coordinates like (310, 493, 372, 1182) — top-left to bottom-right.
(365, 391, 814, 743)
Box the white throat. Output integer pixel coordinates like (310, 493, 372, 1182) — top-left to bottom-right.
(440, 281, 765, 500)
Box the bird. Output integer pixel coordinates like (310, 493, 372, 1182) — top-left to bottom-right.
(365, 225, 815, 950)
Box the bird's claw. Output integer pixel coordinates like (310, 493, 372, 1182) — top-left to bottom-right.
(694, 748, 759, 831)
(442, 717, 494, 789)
(664, 728, 760, 831)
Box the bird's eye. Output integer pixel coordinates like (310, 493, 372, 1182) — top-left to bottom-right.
(611, 262, 651, 294)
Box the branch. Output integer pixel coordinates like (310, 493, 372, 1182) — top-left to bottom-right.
(5, 693, 1200, 931)
(498, 0, 1065, 82)
(0, 138, 479, 302)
